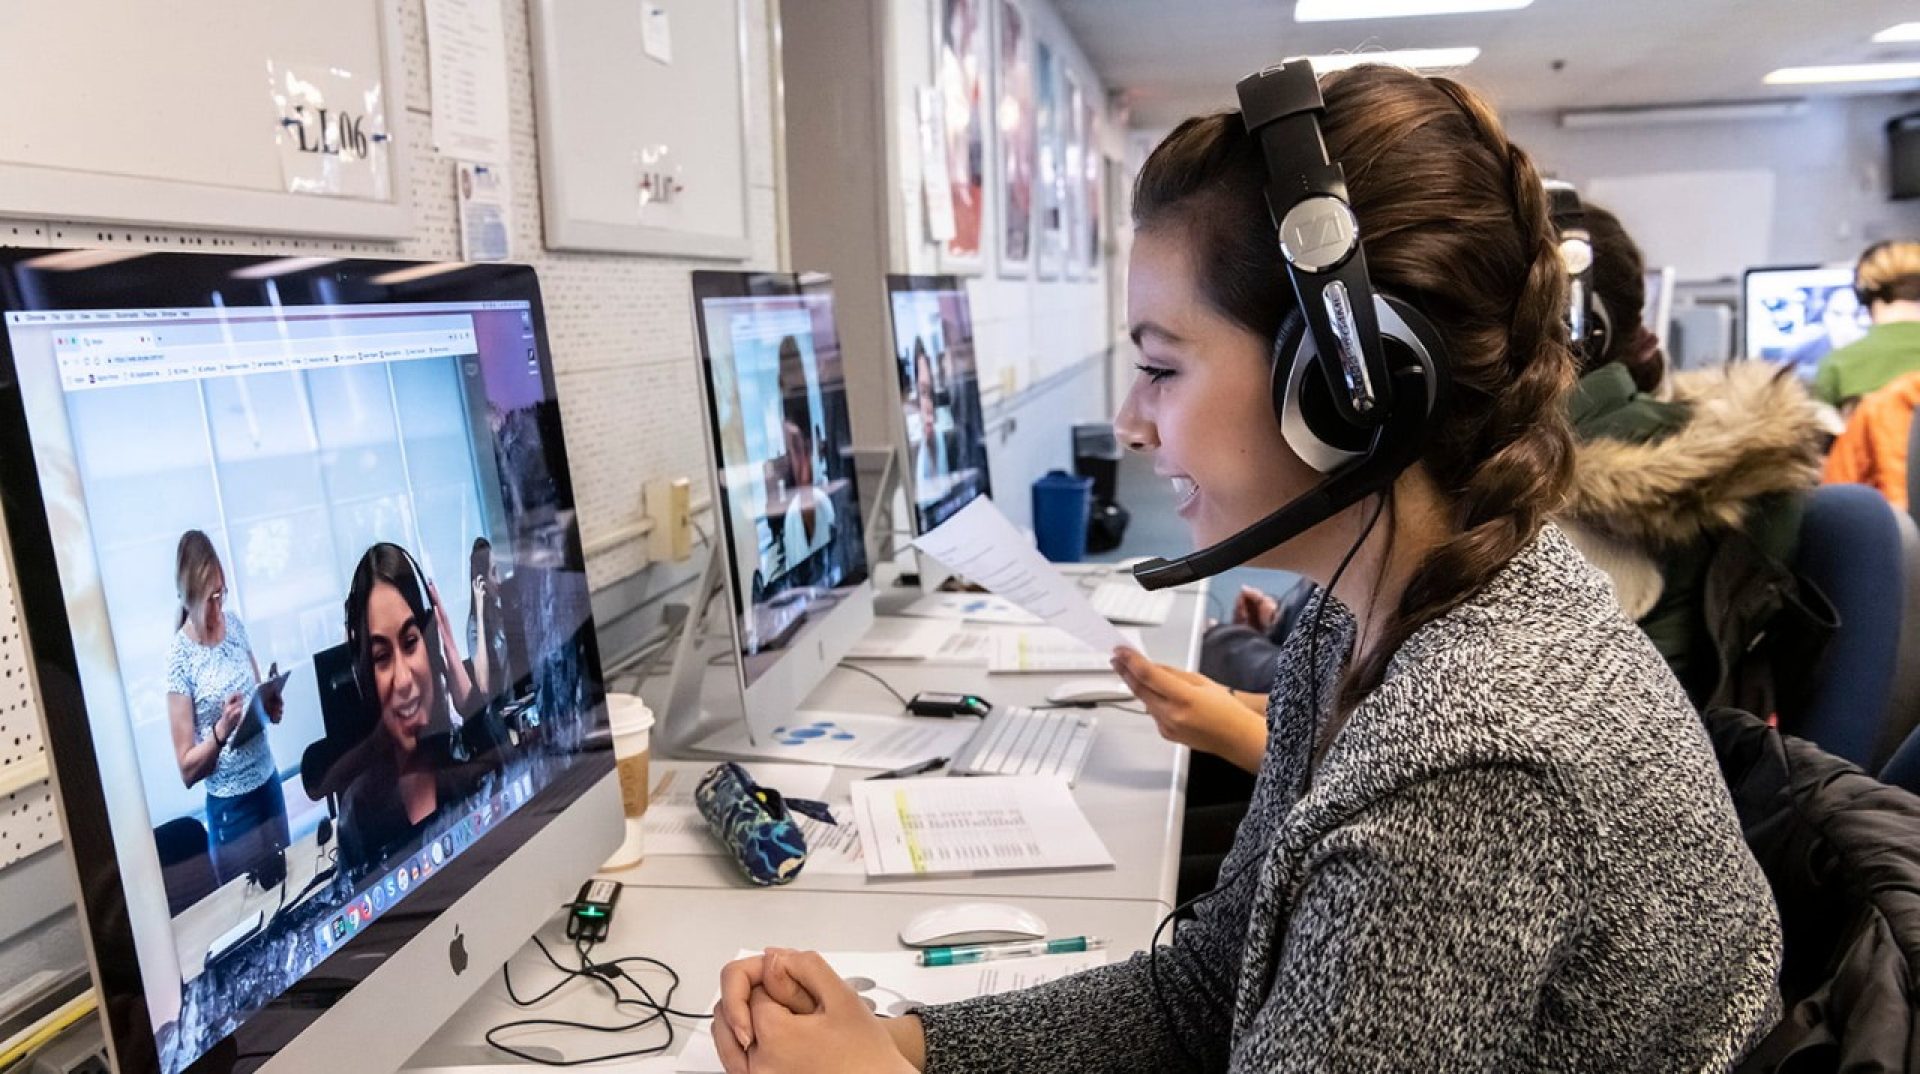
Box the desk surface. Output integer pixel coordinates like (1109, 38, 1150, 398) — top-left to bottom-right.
(411, 887, 1169, 1070)
(405, 564, 1204, 1069)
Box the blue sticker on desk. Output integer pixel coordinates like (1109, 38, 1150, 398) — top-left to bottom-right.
(775, 720, 856, 746)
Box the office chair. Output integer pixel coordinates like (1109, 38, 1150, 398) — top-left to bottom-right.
(152, 816, 217, 916)
(1782, 484, 1920, 770)
(1908, 408, 1919, 528)
(1881, 719, 1920, 794)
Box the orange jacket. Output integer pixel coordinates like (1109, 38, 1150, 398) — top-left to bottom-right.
(1823, 369, 1920, 510)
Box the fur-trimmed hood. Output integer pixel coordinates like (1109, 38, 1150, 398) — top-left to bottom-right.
(1563, 361, 1825, 548)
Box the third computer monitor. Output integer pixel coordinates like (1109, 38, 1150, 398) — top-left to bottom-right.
(1743, 264, 1869, 376)
(886, 275, 991, 536)
(690, 271, 874, 732)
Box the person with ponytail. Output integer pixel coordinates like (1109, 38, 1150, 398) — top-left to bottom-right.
(711, 65, 1780, 1072)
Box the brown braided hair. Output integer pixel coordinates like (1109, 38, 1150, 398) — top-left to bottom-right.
(1132, 65, 1576, 719)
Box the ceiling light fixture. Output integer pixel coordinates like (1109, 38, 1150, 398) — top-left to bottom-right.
(1296, 47, 1481, 72)
(1764, 62, 1920, 86)
(1872, 23, 1920, 44)
(1559, 99, 1809, 129)
(1295, 0, 1529, 21)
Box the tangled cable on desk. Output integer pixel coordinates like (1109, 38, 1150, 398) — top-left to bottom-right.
(486, 927, 711, 1066)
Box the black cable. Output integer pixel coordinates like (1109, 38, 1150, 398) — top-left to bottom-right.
(1146, 492, 1387, 1068)
(833, 662, 911, 708)
(483, 915, 711, 1067)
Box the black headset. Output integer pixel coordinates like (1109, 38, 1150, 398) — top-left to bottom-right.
(1131, 59, 1451, 592)
(1545, 179, 1612, 363)
(344, 542, 448, 718)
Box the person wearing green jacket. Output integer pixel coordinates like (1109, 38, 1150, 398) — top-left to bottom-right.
(1558, 205, 1827, 708)
(1812, 240, 1920, 412)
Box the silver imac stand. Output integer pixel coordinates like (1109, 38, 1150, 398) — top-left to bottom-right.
(651, 540, 754, 754)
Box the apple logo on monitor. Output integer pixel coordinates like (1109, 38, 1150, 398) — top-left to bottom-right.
(449, 926, 469, 975)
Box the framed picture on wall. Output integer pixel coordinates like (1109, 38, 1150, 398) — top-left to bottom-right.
(994, 0, 1036, 279)
(1063, 70, 1086, 281)
(1034, 38, 1067, 281)
(935, 0, 989, 273)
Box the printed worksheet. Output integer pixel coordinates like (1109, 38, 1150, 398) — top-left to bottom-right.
(849, 775, 1114, 877)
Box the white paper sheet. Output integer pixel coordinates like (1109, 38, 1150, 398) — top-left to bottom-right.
(424, 0, 511, 162)
(989, 627, 1144, 674)
(849, 775, 1114, 877)
(455, 161, 512, 261)
(676, 948, 1109, 1072)
(911, 500, 1128, 655)
(691, 710, 979, 771)
(899, 591, 1042, 625)
(926, 626, 994, 664)
(844, 617, 957, 661)
(916, 86, 956, 243)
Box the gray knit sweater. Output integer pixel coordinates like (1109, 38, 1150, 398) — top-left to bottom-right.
(916, 526, 1782, 1072)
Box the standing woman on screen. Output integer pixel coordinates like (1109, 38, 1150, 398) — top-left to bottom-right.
(714, 62, 1780, 1071)
(165, 529, 287, 886)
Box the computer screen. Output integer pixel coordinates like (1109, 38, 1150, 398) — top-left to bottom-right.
(1641, 266, 1675, 356)
(886, 276, 992, 535)
(0, 252, 613, 1073)
(690, 272, 869, 692)
(1743, 264, 1869, 375)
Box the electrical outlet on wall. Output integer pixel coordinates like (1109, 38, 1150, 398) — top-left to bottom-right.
(645, 477, 693, 562)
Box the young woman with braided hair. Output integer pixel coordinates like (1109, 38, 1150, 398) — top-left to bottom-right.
(711, 65, 1781, 1073)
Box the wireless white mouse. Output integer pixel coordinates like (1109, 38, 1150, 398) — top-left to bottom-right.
(1046, 678, 1135, 705)
(898, 902, 1049, 947)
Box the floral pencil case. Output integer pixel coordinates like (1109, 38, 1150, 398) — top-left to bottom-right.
(694, 762, 838, 887)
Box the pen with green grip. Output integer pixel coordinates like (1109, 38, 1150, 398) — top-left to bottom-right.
(916, 935, 1105, 967)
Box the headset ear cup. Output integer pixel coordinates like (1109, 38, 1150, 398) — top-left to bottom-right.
(1273, 310, 1374, 467)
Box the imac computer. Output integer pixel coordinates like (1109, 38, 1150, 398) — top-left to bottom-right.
(688, 271, 874, 736)
(1743, 264, 1869, 376)
(885, 276, 992, 536)
(0, 252, 620, 1073)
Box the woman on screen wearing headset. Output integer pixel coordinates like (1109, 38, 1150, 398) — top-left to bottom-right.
(335, 542, 487, 872)
(166, 529, 288, 887)
(713, 63, 1780, 1072)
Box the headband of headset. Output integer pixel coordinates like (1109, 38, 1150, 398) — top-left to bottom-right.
(1237, 60, 1396, 429)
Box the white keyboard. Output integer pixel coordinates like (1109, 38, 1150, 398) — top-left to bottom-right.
(951, 705, 1098, 784)
(1089, 582, 1176, 626)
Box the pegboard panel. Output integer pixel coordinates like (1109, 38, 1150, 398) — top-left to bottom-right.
(0, 0, 782, 862)
(0, 555, 58, 869)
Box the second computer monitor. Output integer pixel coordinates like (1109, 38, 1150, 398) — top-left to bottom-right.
(1743, 264, 1870, 376)
(690, 271, 874, 731)
(887, 275, 992, 535)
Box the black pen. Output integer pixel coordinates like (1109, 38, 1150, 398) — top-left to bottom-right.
(866, 756, 949, 780)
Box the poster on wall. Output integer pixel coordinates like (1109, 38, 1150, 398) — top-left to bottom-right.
(1034, 39, 1066, 281)
(1063, 71, 1086, 281)
(995, 0, 1037, 278)
(936, 0, 988, 272)
(1082, 98, 1102, 277)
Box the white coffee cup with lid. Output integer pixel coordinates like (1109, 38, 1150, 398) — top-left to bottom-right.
(603, 693, 655, 870)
